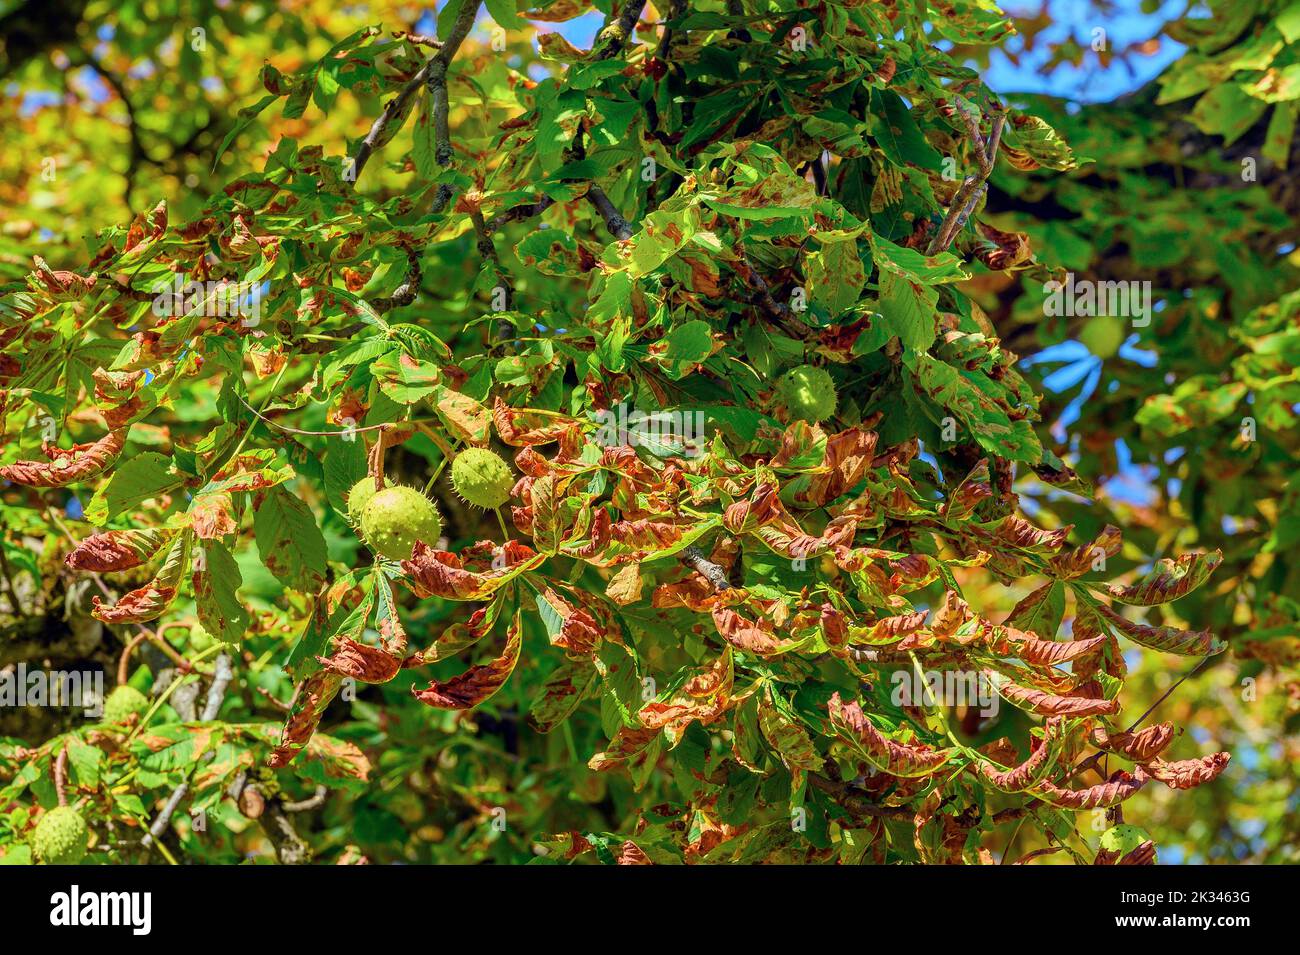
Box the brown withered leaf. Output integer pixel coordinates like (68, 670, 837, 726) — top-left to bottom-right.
(402, 541, 544, 600)
(316, 636, 402, 684)
(91, 533, 188, 624)
(0, 428, 128, 487)
(932, 590, 982, 644)
(972, 719, 1060, 792)
(434, 386, 490, 444)
(1049, 524, 1122, 579)
(683, 648, 733, 698)
(523, 0, 589, 22)
(608, 518, 690, 551)
(1032, 769, 1148, 810)
(1141, 752, 1230, 790)
(268, 670, 345, 768)
(940, 459, 992, 524)
(605, 563, 644, 606)
(412, 610, 523, 709)
(1104, 551, 1222, 605)
(92, 585, 178, 624)
(965, 515, 1071, 553)
(617, 841, 654, 865)
(1005, 628, 1107, 665)
(653, 572, 744, 612)
(827, 693, 952, 777)
(493, 397, 580, 445)
(849, 610, 929, 647)
(536, 583, 613, 655)
(190, 491, 239, 539)
(992, 673, 1120, 716)
(65, 528, 172, 573)
(1089, 723, 1176, 762)
(588, 724, 661, 773)
(723, 481, 785, 535)
(790, 428, 878, 507)
(973, 222, 1033, 271)
(1117, 842, 1157, 865)
(711, 606, 801, 656)
(1096, 603, 1226, 656)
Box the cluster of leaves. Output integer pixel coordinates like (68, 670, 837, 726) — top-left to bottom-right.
(972, 0, 1300, 861)
(0, 0, 1265, 864)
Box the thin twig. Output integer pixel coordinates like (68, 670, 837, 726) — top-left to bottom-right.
(926, 110, 1005, 255)
(281, 786, 329, 814)
(470, 208, 514, 308)
(808, 773, 911, 818)
(655, 0, 688, 61)
(369, 244, 422, 314)
(734, 252, 809, 338)
(485, 194, 556, 232)
(117, 631, 148, 686)
(77, 49, 149, 207)
(201, 652, 233, 720)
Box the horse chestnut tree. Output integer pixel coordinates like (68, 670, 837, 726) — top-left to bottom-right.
(0, 0, 1235, 865)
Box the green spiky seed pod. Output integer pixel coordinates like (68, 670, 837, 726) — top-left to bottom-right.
(774, 364, 837, 423)
(359, 485, 442, 560)
(103, 685, 149, 724)
(450, 448, 515, 509)
(33, 806, 88, 865)
(347, 476, 381, 527)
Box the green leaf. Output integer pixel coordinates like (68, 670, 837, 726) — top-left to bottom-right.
(254, 486, 328, 591)
(84, 453, 183, 526)
(484, 0, 526, 29)
(194, 540, 250, 645)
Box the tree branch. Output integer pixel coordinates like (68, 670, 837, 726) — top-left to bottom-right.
(595, 0, 649, 60)
(368, 244, 422, 314)
(926, 110, 1005, 255)
(485, 194, 556, 232)
(141, 652, 232, 852)
(351, 61, 435, 185)
(585, 185, 634, 240)
(680, 544, 730, 592)
(427, 0, 482, 215)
